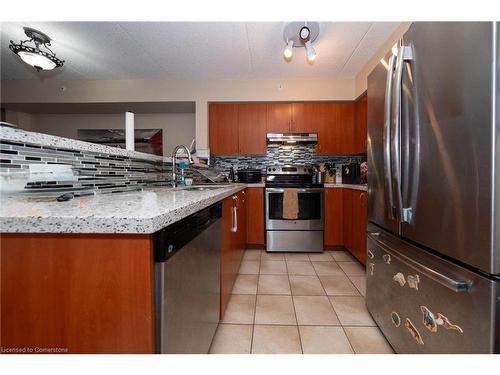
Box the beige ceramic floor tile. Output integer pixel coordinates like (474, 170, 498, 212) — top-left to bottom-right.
(239, 260, 260, 275)
(349, 276, 367, 297)
(331, 250, 356, 262)
(261, 252, 285, 260)
(308, 252, 334, 261)
(233, 274, 258, 295)
(344, 327, 394, 354)
(312, 261, 344, 276)
(255, 295, 297, 325)
(258, 275, 291, 295)
(222, 294, 256, 324)
(329, 296, 375, 326)
(260, 260, 287, 275)
(299, 326, 354, 354)
(209, 324, 253, 354)
(338, 261, 366, 276)
(319, 275, 360, 296)
(293, 296, 340, 325)
(286, 260, 316, 275)
(243, 250, 262, 261)
(284, 253, 311, 261)
(252, 325, 302, 354)
(289, 275, 326, 295)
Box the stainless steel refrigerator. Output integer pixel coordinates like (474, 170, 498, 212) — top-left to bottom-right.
(366, 22, 500, 354)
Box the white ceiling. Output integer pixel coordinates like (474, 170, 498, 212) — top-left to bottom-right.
(0, 22, 401, 81)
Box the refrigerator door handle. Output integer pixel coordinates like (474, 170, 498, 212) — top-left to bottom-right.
(384, 54, 396, 219)
(393, 45, 415, 223)
(368, 233, 472, 293)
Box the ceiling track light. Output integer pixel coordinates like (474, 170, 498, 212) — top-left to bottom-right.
(282, 22, 319, 64)
(283, 40, 294, 59)
(305, 41, 316, 63)
(9, 27, 65, 72)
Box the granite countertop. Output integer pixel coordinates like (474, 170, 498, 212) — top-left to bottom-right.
(324, 183, 368, 191)
(0, 185, 246, 234)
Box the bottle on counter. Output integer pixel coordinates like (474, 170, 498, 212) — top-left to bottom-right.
(228, 166, 235, 182)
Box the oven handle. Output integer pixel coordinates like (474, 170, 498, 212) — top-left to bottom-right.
(265, 188, 324, 193)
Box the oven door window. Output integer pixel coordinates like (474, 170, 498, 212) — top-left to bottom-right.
(268, 191, 322, 220)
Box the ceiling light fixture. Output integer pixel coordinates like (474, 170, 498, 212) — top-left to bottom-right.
(9, 27, 65, 72)
(282, 22, 319, 64)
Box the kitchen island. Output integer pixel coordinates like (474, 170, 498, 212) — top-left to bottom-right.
(0, 185, 246, 354)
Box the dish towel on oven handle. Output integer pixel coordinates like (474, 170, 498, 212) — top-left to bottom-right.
(282, 188, 299, 220)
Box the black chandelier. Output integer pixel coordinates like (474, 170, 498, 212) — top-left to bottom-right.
(9, 27, 65, 72)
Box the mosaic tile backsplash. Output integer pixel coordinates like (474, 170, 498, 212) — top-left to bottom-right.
(0, 139, 211, 195)
(212, 143, 366, 174)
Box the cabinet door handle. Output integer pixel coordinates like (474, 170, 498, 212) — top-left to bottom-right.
(231, 206, 238, 233)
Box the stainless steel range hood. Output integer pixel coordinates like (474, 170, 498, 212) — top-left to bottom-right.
(266, 133, 318, 144)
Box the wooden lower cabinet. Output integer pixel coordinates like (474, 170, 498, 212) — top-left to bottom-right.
(324, 188, 343, 247)
(0, 234, 155, 354)
(341, 188, 368, 265)
(245, 188, 265, 247)
(220, 190, 246, 320)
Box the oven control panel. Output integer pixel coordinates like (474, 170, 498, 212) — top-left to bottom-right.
(267, 165, 313, 175)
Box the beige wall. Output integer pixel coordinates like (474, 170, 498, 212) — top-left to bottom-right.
(12, 112, 195, 156)
(354, 22, 411, 97)
(1, 77, 355, 150)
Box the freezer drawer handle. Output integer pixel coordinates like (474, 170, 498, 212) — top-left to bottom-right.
(370, 234, 472, 293)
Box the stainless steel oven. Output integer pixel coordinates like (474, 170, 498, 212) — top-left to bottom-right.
(265, 165, 324, 252)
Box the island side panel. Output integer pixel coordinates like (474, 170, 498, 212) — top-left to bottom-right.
(0, 233, 154, 354)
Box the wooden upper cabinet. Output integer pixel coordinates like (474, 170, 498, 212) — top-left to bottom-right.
(292, 103, 329, 154)
(238, 104, 267, 155)
(337, 102, 356, 155)
(355, 93, 367, 153)
(267, 103, 292, 133)
(209, 103, 239, 155)
(322, 103, 355, 155)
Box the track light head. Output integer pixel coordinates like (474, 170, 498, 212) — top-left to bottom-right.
(305, 41, 316, 63)
(283, 40, 294, 60)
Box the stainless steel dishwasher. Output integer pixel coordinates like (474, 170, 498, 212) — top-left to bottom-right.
(153, 202, 221, 354)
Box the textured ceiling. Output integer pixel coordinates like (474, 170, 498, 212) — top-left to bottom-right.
(0, 22, 401, 80)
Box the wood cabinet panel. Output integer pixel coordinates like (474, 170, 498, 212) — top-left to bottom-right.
(324, 188, 343, 246)
(355, 191, 368, 265)
(0, 234, 154, 354)
(342, 189, 367, 265)
(238, 104, 267, 155)
(266, 103, 292, 133)
(291, 103, 326, 133)
(323, 104, 342, 155)
(209, 103, 239, 155)
(246, 188, 265, 246)
(220, 191, 246, 320)
(355, 93, 367, 153)
(342, 189, 354, 253)
(337, 103, 356, 155)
